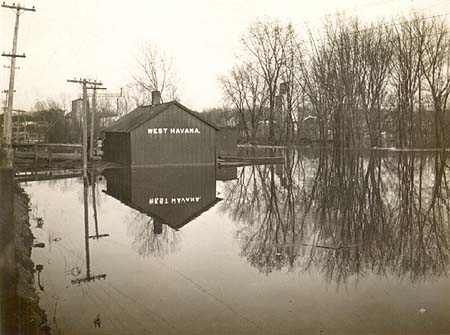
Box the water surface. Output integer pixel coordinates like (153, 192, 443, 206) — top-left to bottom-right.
(16, 150, 450, 334)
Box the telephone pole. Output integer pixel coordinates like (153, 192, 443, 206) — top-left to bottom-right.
(87, 86, 107, 160)
(1, 2, 36, 147)
(67, 79, 103, 169)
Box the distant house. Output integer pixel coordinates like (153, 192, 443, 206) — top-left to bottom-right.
(102, 91, 220, 166)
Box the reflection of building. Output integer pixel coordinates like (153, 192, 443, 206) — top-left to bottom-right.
(103, 166, 220, 231)
(216, 166, 238, 181)
(102, 92, 219, 166)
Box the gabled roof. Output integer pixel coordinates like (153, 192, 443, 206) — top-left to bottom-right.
(102, 101, 219, 133)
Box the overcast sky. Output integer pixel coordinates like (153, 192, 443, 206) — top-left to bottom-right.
(0, 0, 448, 112)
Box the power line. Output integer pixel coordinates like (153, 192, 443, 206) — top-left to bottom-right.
(67, 78, 103, 168)
(299, 11, 450, 49)
(293, 0, 399, 31)
(293, 0, 447, 34)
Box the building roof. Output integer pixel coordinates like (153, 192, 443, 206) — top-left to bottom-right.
(102, 101, 219, 133)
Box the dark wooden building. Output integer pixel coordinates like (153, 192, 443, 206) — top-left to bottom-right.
(103, 166, 220, 231)
(216, 127, 238, 158)
(102, 95, 219, 166)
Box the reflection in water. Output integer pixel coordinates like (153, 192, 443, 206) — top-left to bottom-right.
(104, 166, 221, 257)
(89, 174, 110, 240)
(71, 170, 107, 284)
(11, 151, 450, 334)
(221, 151, 450, 284)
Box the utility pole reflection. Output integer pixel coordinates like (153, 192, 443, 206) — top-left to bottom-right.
(71, 170, 106, 285)
(88, 173, 109, 240)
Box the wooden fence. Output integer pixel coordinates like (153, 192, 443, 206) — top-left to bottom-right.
(13, 143, 82, 163)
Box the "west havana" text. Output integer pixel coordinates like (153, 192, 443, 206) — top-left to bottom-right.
(147, 127, 201, 135)
(149, 197, 201, 205)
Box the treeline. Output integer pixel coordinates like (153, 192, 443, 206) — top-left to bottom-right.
(0, 107, 74, 143)
(218, 14, 450, 148)
(5, 98, 114, 144)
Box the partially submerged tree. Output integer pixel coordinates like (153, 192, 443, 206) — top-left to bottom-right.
(220, 64, 267, 142)
(418, 18, 450, 148)
(221, 19, 302, 144)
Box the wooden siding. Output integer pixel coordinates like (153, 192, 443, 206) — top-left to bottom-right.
(130, 104, 216, 166)
(216, 127, 238, 157)
(103, 168, 131, 202)
(103, 132, 131, 165)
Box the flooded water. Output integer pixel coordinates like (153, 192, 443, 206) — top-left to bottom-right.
(2, 150, 450, 334)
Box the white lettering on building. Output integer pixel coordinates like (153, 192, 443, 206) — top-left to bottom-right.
(148, 127, 201, 135)
(149, 196, 202, 205)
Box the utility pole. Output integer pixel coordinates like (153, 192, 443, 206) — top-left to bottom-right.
(67, 79, 103, 169)
(1, 2, 36, 147)
(87, 86, 106, 160)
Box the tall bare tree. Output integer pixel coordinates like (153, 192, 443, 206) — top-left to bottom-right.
(220, 64, 267, 142)
(219, 14, 450, 149)
(241, 19, 299, 144)
(357, 22, 393, 147)
(131, 44, 179, 105)
(220, 19, 301, 144)
(419, 18, 450, 148)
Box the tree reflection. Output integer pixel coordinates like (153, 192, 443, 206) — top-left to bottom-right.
(222, 150, 450, 284)
(221, 151, 307, 274)
(382, 152, 450, 282)
(126, 211, 181, 258)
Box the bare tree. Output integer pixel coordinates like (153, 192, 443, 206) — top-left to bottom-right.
(390, 16, 425, 148)
(357, 22, 393, 147)
(219, 14, 450, 149)
(131, 44, 179, 105)
(241, 19, 299, 144)
(220, 64, 267, 142)
(301, 17, 365, 150)
(419, 18, 450, 148)
(219, 19, 301, 144)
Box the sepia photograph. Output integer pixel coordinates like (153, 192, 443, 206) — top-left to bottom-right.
(1, 0, 450, 334)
